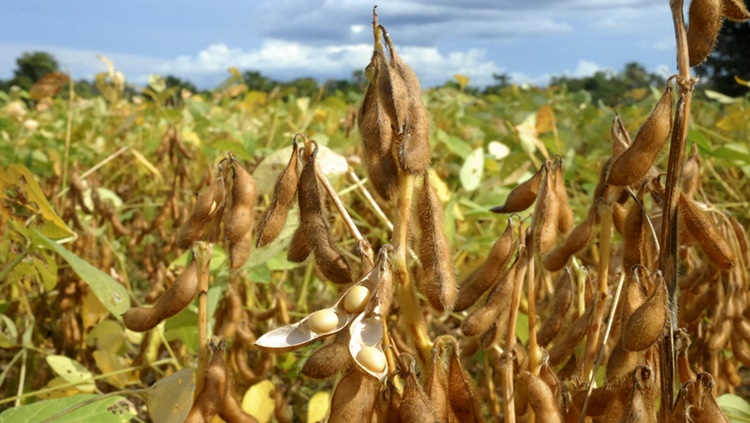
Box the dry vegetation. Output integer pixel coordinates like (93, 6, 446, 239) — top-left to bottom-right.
(2, 2, 750, 422)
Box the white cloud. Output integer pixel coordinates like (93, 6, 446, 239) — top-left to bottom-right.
(158, 40, 503, 88)
(571, 59, 606, 78)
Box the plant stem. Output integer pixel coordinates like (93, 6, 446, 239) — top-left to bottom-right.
(0, 244, 32, 282)
(316, 164, 367, 245)
(660, 0, 696, 413)
(193, 242, 213, 395)
(583, 201, 612, 379)
(392, 173, 431, 365)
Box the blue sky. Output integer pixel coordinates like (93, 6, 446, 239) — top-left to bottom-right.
(0, 0, 679, 89)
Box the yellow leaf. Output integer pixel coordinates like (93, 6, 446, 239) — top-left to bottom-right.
(242, 91, 267, 110)
(428, 169, 451, 203)
(307, 391, 330, 423)
(130, 148, 163, 182)
(454, 74, 470, 90)
(241, 380, 276, 423)
(181, 129, 201, 146)
(735, 75, 750, 87)
(92, 350, 134, 388)
(535, 104, 556, 133)
(228, 67, 242, 79)
(82, 290, 109, 331)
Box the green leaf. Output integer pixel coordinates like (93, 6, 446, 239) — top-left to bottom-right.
(704, 89, 742, 104)
(0, 164, 75, 240)
(31, 229, 130, 319)
(460, 148, 485, 191)
(0, 394, 135, 423)
(718, 394, 750, 423)
(436, 130, 473, 159)
(45, 355, 95, 392)
(144, 368, 195, 423)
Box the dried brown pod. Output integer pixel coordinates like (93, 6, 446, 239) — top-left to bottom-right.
(490, 165, 543, 214)
(533, 164, 560, 255)
(225, 157, 257, 270)
(286, 227, 313, 263)
(731, 332, 750, 366)
(537, 269, 573, 347)
(255, 141, 300, 247)
(400, 361, 439, 423)
(123, 257, 200, 332)
(296, 145, 352, 285)
(722, 0, 750, 21)
(687, 0, 724, 66)
(359, 49, 400, 201)
(219, 370, 260, 423)
(548, 305, 593, 365)
(541, 210, 596, 272)
(611, 115, 630, 158)
(300, 332, 352, 379)
(726, 212, 750, 265)
(681, 144, 702, 199)
(176, 174, 225, 249)
(679, 195, 735, 269)
(620, 366, 657, 423)
(185, 346, 229, 423)
(606, 345, 645, 388)
(447, 348, 485, 423)
(607, 85, 673, 186)
(553, 161, 574, 234)
(461, 260, 516, 336)
(622, 191, 647, 271)
(622, 272, 667, 351)
(690, 373, 730, 422)
(328, 369, 379, 423)
(522, 371, 562, 423)
(416, 172, 457, 312)
(380, 26, 432, 174)
(423, 344, 452, 423)
(455, 219, 516, 312)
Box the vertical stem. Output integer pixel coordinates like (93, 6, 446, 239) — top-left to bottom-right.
(500, 349, 516, 423)
(661, 0, 695, 413)
(193, 241, 213, 395)
(392, 173, 431, 365)
(61, 76, 74, 194)
(583, 202, 612, 378)
(527, 257, 538, 423)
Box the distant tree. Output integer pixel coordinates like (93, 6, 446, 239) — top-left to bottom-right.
(324, 70, 368, 96)
(10, 51, 59, 90)
(694, 9, 750, 96)
(164, 75, 198, 94)
(549, 62, 665, 106)
(284, 77, 319, 99)
(243, 71, 276, 92)
(483, 73, 513, 95)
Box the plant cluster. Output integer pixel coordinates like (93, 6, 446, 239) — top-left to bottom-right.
(1, 2, 750, 423)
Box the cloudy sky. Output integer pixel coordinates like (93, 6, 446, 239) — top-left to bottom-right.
(0, 0, 680, 89)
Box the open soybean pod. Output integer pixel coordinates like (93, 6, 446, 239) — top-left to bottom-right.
(349, 310, 388, 380)
(607, 84, 673, 187)
(176, 172, 226, 249)
(254, 252, 386, 352)
(490, 165, 544, 214)
(455, 217, 517, 312)
(687, 0, 724, 66)
(416, 171, 457, 312)
(679, 194, 735, 269)
(255, 138, 301, 248)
